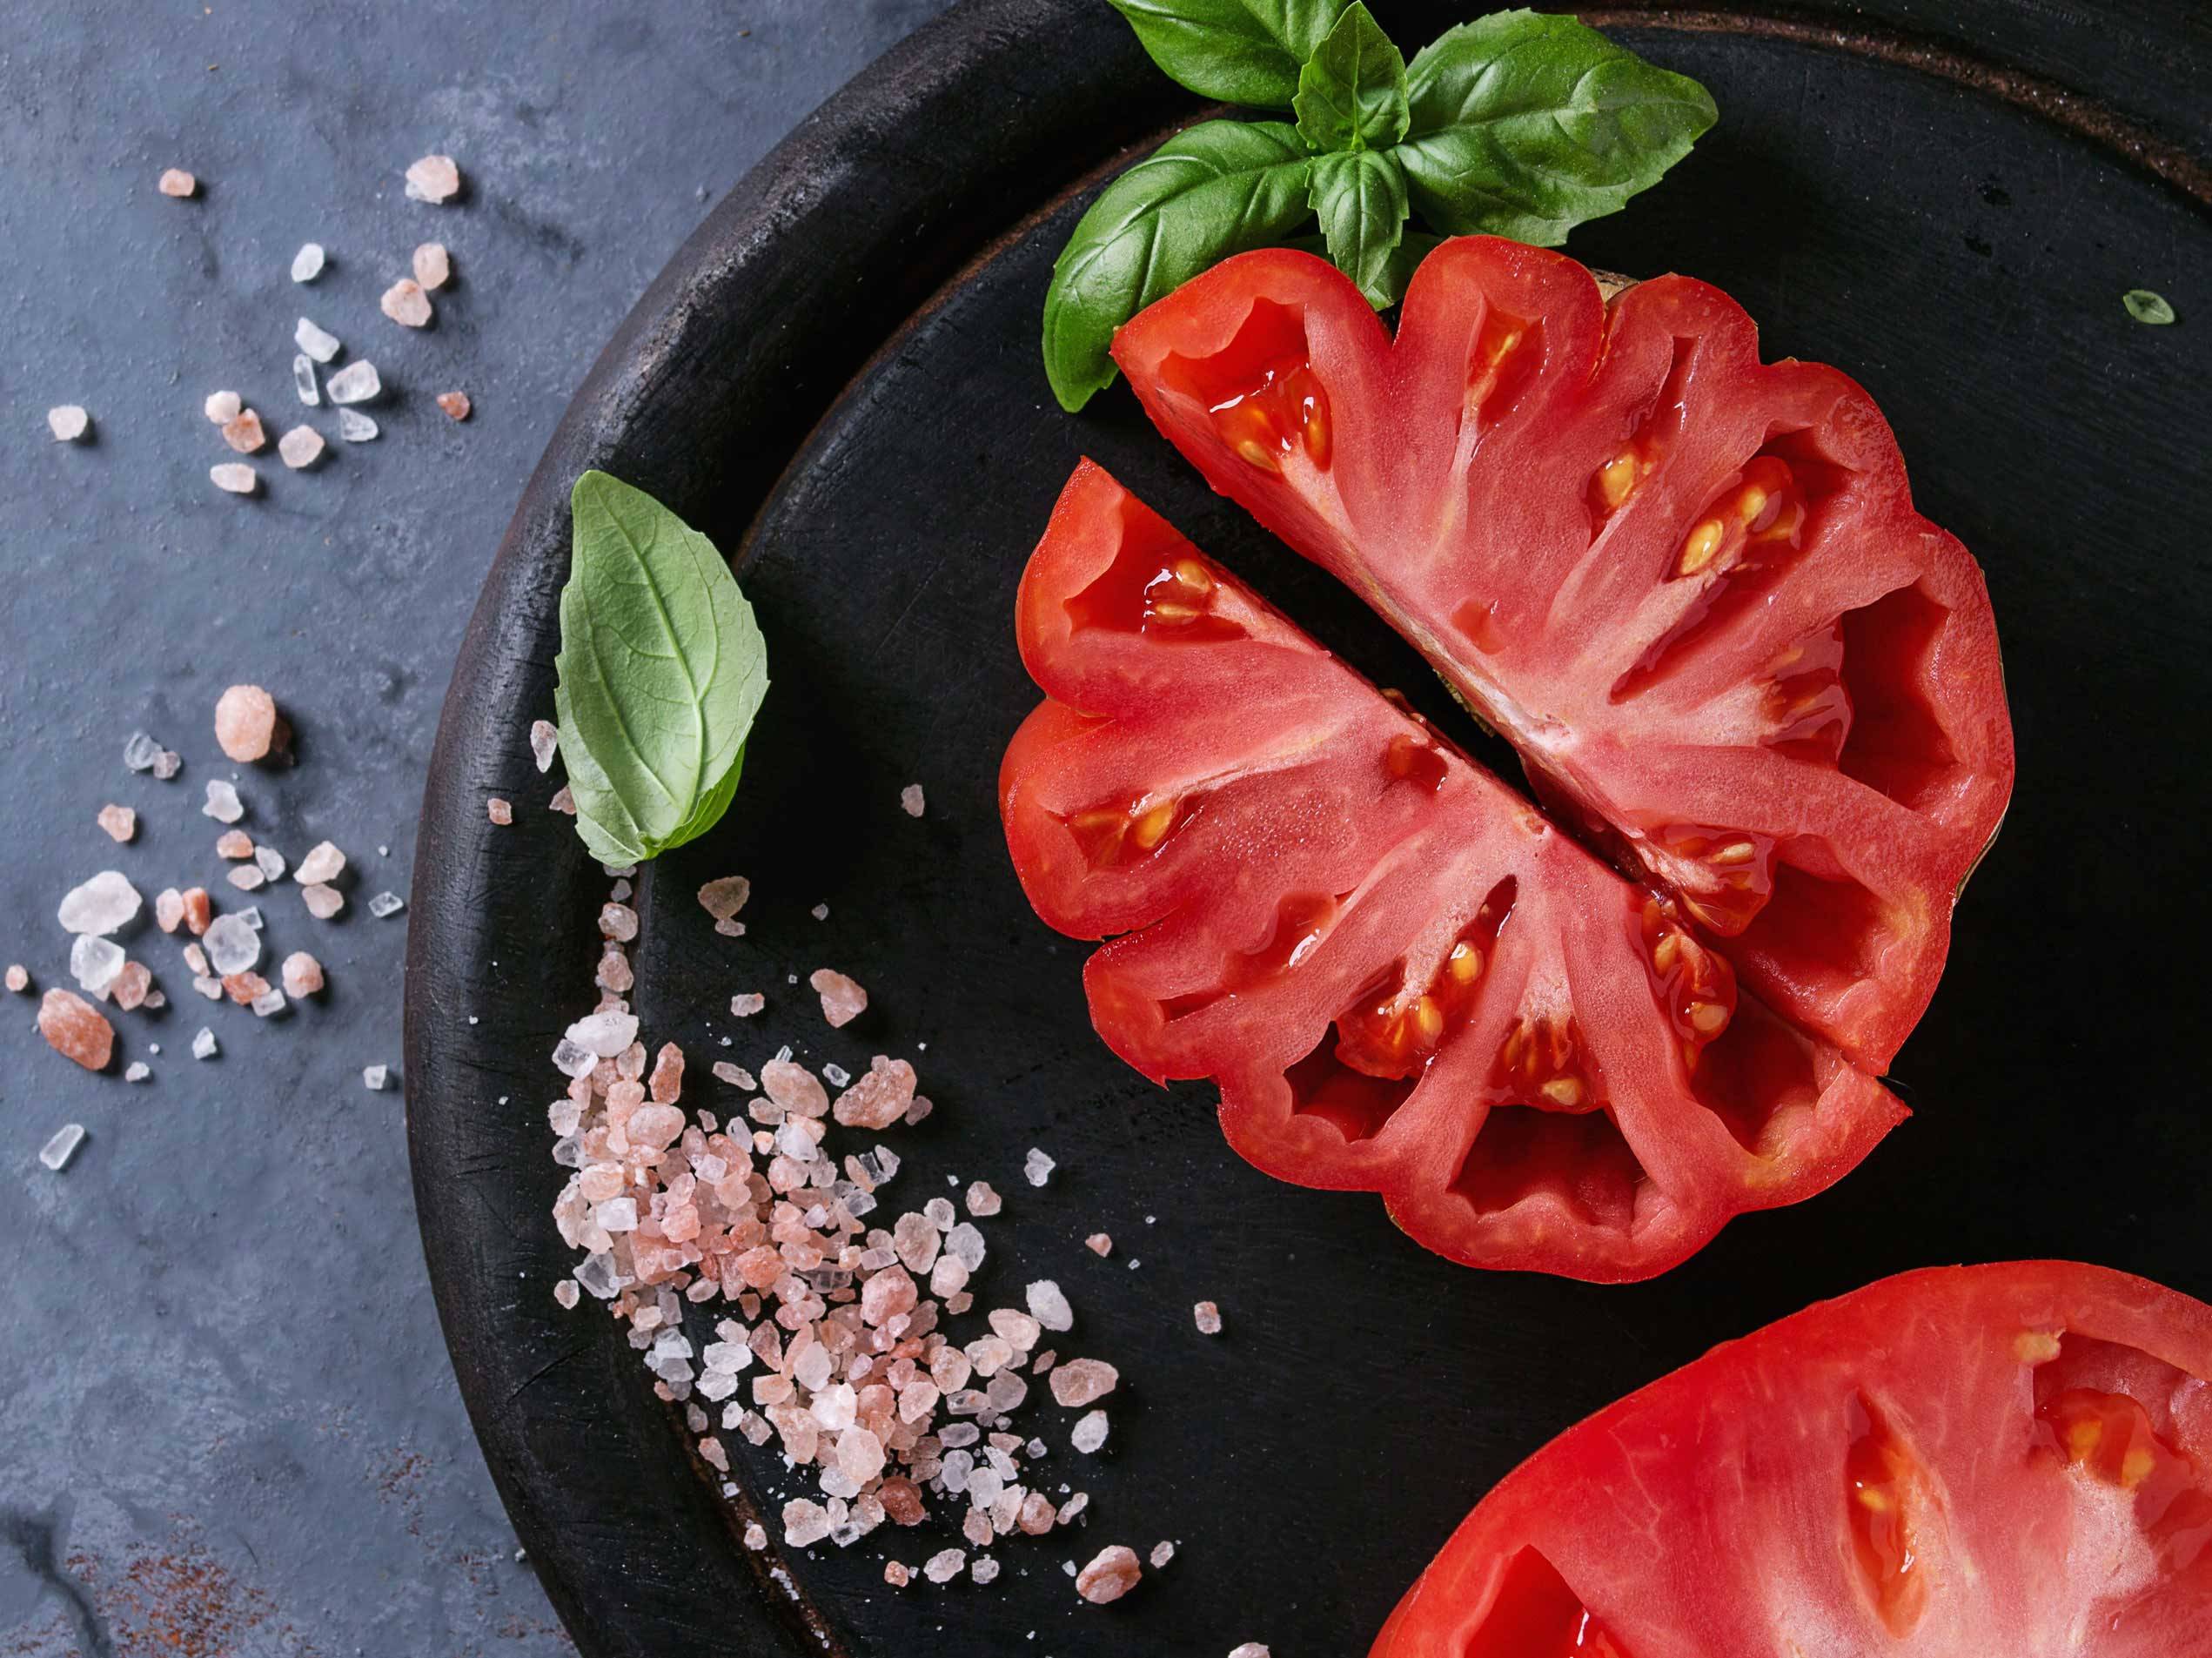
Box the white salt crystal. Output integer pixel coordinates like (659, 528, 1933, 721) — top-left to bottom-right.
(203, 780, 245, 823)
(1024, 1147, 1056, 1187)
(1228, 1646, 1272, 1658)
(47, 406, 90, 442)
(810, 903, 829, 921)
(901, 783, 925, 818)
(783, 1500, 833, 1549)
(295, 317, 341, 363)
(39, 1124, 86, 1171)
(278, 425, 325, 469)
(565, 1009, 638, 1057)
(325, 360, 381, 404)
(251, 989, 287, 1017)
(204, 390, 242, 425)
(123, 731, 163, 772)
(253, 845, 287, 882)
(191, 1027, 218, 1060)
(228, 866, 266, 892)
(152, 749, 181, 779)
(210, 463, 258, 495)
(596, 1197, 638, 1232)
(947, 1222, 987, 1271)
(821, 1062, 851, 1088)
(293, 354, 320, 406)
(922, 1548, 965, 1584)
(69, 934, 124, 996)
(291, 243, 325, 282)
(366, 890, 405, 918)
(337, 407, 379, 442)
(1026, 1279, 1073, 1332)
(529, 720, 559, 772)
(238, 905, 264, 930)
(58, 870, 142, 935)
(1071, 1411, 1109, 1453)
(124, 1062, 150, 1083)
(1150, 1540, 1176, 1568)
(202, 914, 261, 976)
(363, 1064, 389, 1091)
(552, 1038, 595, 1078)
(575, 1253, 620, 1299)
(971, 1554, 1000, 1585)
(294, 841, 345, 883)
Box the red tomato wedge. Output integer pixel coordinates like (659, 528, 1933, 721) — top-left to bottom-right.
(1372, 1262, 2212, 1656)
(1002, 461, 1902, 1279)
(1112, 238, 2013, 1071)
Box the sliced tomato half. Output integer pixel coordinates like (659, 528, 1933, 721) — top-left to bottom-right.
(1002, 461, 1901, 1280)
(1372, 1262, 2212, 1655)
(1112, 238, 2014, 1071)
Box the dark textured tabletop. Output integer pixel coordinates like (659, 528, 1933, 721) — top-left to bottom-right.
(0, 3, 946, 1651)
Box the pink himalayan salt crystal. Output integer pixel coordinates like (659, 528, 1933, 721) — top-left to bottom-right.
(436, 390, 472, 421)
(550, 784, 576, 815)
(698, 876, 749, 923)
(781, 1499, 831, 1548)
(183, 943, 210, 976)
(1076, 1545, 1143, 1605)
(882, 1561, 910, 1588)
(1150, 1540, 1176, 1568)
(729, 992, 764, 1017)
(4, 965, 27, 993)
(831, 1055, 914, 1129)
(221, 408, 267, 453)
(962, 1510, 993, 1547)
(405, 154, 461, 204)
(486, 796, 513, 825)
(39, 990, 114, 1071)
(648, 1042, 685, 1104)
(1019, 1493, 1057, 1534)
(600, 902, 639, 941)
(302, 883, 345, 919)
(380, 279, 432, 327)
(1229, 1647, 1273, 1658)
(899, 783, 925, 818)
(710, 1059, 754, 1090)
(922, 1548, 965, 1585)
(878, 1476, 927, 1527)
(154, 889, 184, 932)
(204, 391, 241, 425)
(181, 889, 211, 934)
(281, 952, 324, 997)
(860, 1265, 918, 1327)
(110, 961, 153, 1011)
(217, 829, 254, 859)
(278, 425, 325, 469)
(412, 242, 451, 290)
(627, 1104, 685, 1151)
(1049, 1359, 1119, 1408)
(228, 865, 266, 891)
(596, 949, 633, 993)
(97, 804, 136, 842)
(1085, 1232, 1113, 1257)
(760, 1057, 828, 1117)
(295, 841, 345, 883)
(965, 1181, 1002, 1218)
(214, 684, 287, 762)
(809, 967, 868, 1028)
(223, 970, 270, 1004)
(1194, 1300, 1223, 1335)
(158, 167, 197, 198)
(47, 405, 90, 441)
(529, 720, 558, 772)
(210, 463, 258, 495)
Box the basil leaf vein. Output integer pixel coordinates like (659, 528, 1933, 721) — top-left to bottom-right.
(1106, 0, 1349, 109)
(1310, 148, 1410, 307)
(1293, 3, 1409, 153)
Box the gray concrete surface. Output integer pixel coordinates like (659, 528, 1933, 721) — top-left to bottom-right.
(0, 3, 948, 1651)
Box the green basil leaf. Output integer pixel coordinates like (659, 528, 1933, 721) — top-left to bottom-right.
(553, 471, 768, 863)
(1393, 10, 1716, 245)
(1293, 3, 1409, 152)
(1106, 0, 1349, 109)
(1309, 147, 1409, 306)
(2124, 288, 2176, 325)
(1043, 120, 1316, 411)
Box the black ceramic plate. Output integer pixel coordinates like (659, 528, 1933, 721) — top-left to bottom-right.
(405, 3, 2212, 1654)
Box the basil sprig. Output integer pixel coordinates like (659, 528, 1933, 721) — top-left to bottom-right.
(553, 471, 768, 866)
(1047, 3, 1716, 410)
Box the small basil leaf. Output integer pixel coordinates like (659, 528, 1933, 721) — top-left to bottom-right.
(1043, 120, 1316, 411)
(1106, 0, 1349, 109)
(553, 471, 768, 863)
(2124, 288, 2176, 325)
(1293, 3, 1409, 152)
(1310, 148, 1410, 307)
(1394, 9, 1716, 245)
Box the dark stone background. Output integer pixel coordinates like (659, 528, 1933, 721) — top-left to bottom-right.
(0, 3, 946, 1651)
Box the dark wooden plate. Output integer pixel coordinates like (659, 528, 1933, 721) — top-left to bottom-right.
(405, 3, 2212, 1653)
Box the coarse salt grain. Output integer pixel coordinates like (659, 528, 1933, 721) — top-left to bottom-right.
(158, 167, 197, 198)
(70, 934, 124, 997)
(412, 242, 451, 290)
(228, 866, 266, 891)
(293, 353, 320, 405)
(295, 316, 341, 363)
(204, 390, 242, 426)
(729, 993, 764, 1017)
(3, 965, 26, 993)
(1075, 1545, 1142, 1604)
(364, 1064, 389, 1091)
(405, 154, 462, 204)
(217, 829, 254, 859)
(278, 426, 325, 468)
(965, 1181, 1001, 1218)
(203, 779, 245, 822)
(809, 968, 867, 1028)
(39, 990, 115, 1071)
(1026, 1279, 1073, 1332)
(191, 1027, 218, 1060)
(221, 409, 267, 453)
(125, 1062, 151, 1083)
(436, 391, 472, 421)
(1150, 1540, 1176, 1568)
(1085, 1232, 1113, 1257)
(367, 891, 405, 918)
(39, 1124, 87, 1171)
(1049, 1359, 1118, 1408)
(381, 279, 432, 328)
(210, 463, 258, 495)
(325, 360, 381, 404)
(922, 1547, 965, 1584)
(254, 845, 286, 882)
(529, 720, 559, 772)
(295, 840, 345, 883)
(1071, 1411, 1109, 1453)
(487, 796, 513, 825)
(215, 685, 285, 762)
(882, 1561, 910, 1588)
(1023, 1148, 1056, 1187)
(97, 804, 136, 842)
(291, 243, 325, 282)
(47, 406, 90, 442)
(303, 883, 345, 918)
(58, 870, 141, 936)
(338, 407, 379, 442)
(1228, 1646, 1273, 1657)
(900, 783, 925, 818)
(282, 952, 324, 997)
(1194, 1300, 1223, 1335)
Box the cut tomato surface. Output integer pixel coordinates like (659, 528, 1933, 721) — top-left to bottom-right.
(1371, 1262, 2212, 1656)
(1112, 238, 2013, 1071)
(1002, 461, 1902, 1280)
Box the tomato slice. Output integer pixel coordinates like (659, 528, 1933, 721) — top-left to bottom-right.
(1371, 1262, 2212, 1655)
(1112, 238, 2014, 1071)
(1002, 462, 1902, 1279)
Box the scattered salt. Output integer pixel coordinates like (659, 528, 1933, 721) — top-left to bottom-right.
(1071, 1411, 1109, 1453)
(809, 967, 868, 1028)
(96, 804, 136, 842)
(39, 1124, 87, 1171)
(1075, 1544, 1142, 1604)
(228, 866, 266, 891)
(337, 407, 379, 442)
(381, 279, 432, 327)
(295, 840, 345, 883)
(698, 876, 749, 922)
(1023, 1148, 1056, 1188)
(302, 883, 345, 918)
(46, 405, 89, 442)
(965, 1181, 1002, 1218)
(38, 989, 114, 1071)
(203, 779, 245, 822)
(3, 965, 25, 993)
(810, 903, 829, 921)
(282, 952, 324, 997)
(405, 154, 462, 204)
(326, 360, 381, 404)
(436, 391, 472, 421)
(487, 796, 513, 825)
(254, 845, 287, 882)
(125, 1062, 151, 1084)
(210, 463, 258, 495)
(151, 748, 182, 779)
(203, 391, 242, 425)
(923, 1547, 966, 1584)
(191, 1027, 218, 1060)
(529, 721, 559, 772)
(217, 830, 254, 859)
(728, 993, 764, 1017)
(278, 426, 325, 468)
(251, 988, 287, 1018)
(295, 316, 341, 363)
(364, 1064, 389, 1091)
(1228, 1645, 1273, 1658)
(900, 783, 925, 818)
(70, 934, 124, 996)
(158, 168, 197, 198)
(216, 685, 285, 762)
(1085, 1232, 1113, 1257)
(221, 408, 267, 453)
(58, 870, 141, 936)
(565, 1009, 639, 1057)
(412, 242, 451, 290)
(1049, 1359, 1118, 1408)
(291, 243, 325, 283)
(1150, 1540, 1176, 1568)
(1194, 1300, 1223, 1335)
(1027, 1279, 1073, 1332)
(367, 891, 405, 918)
(203, 914, 261, 976)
